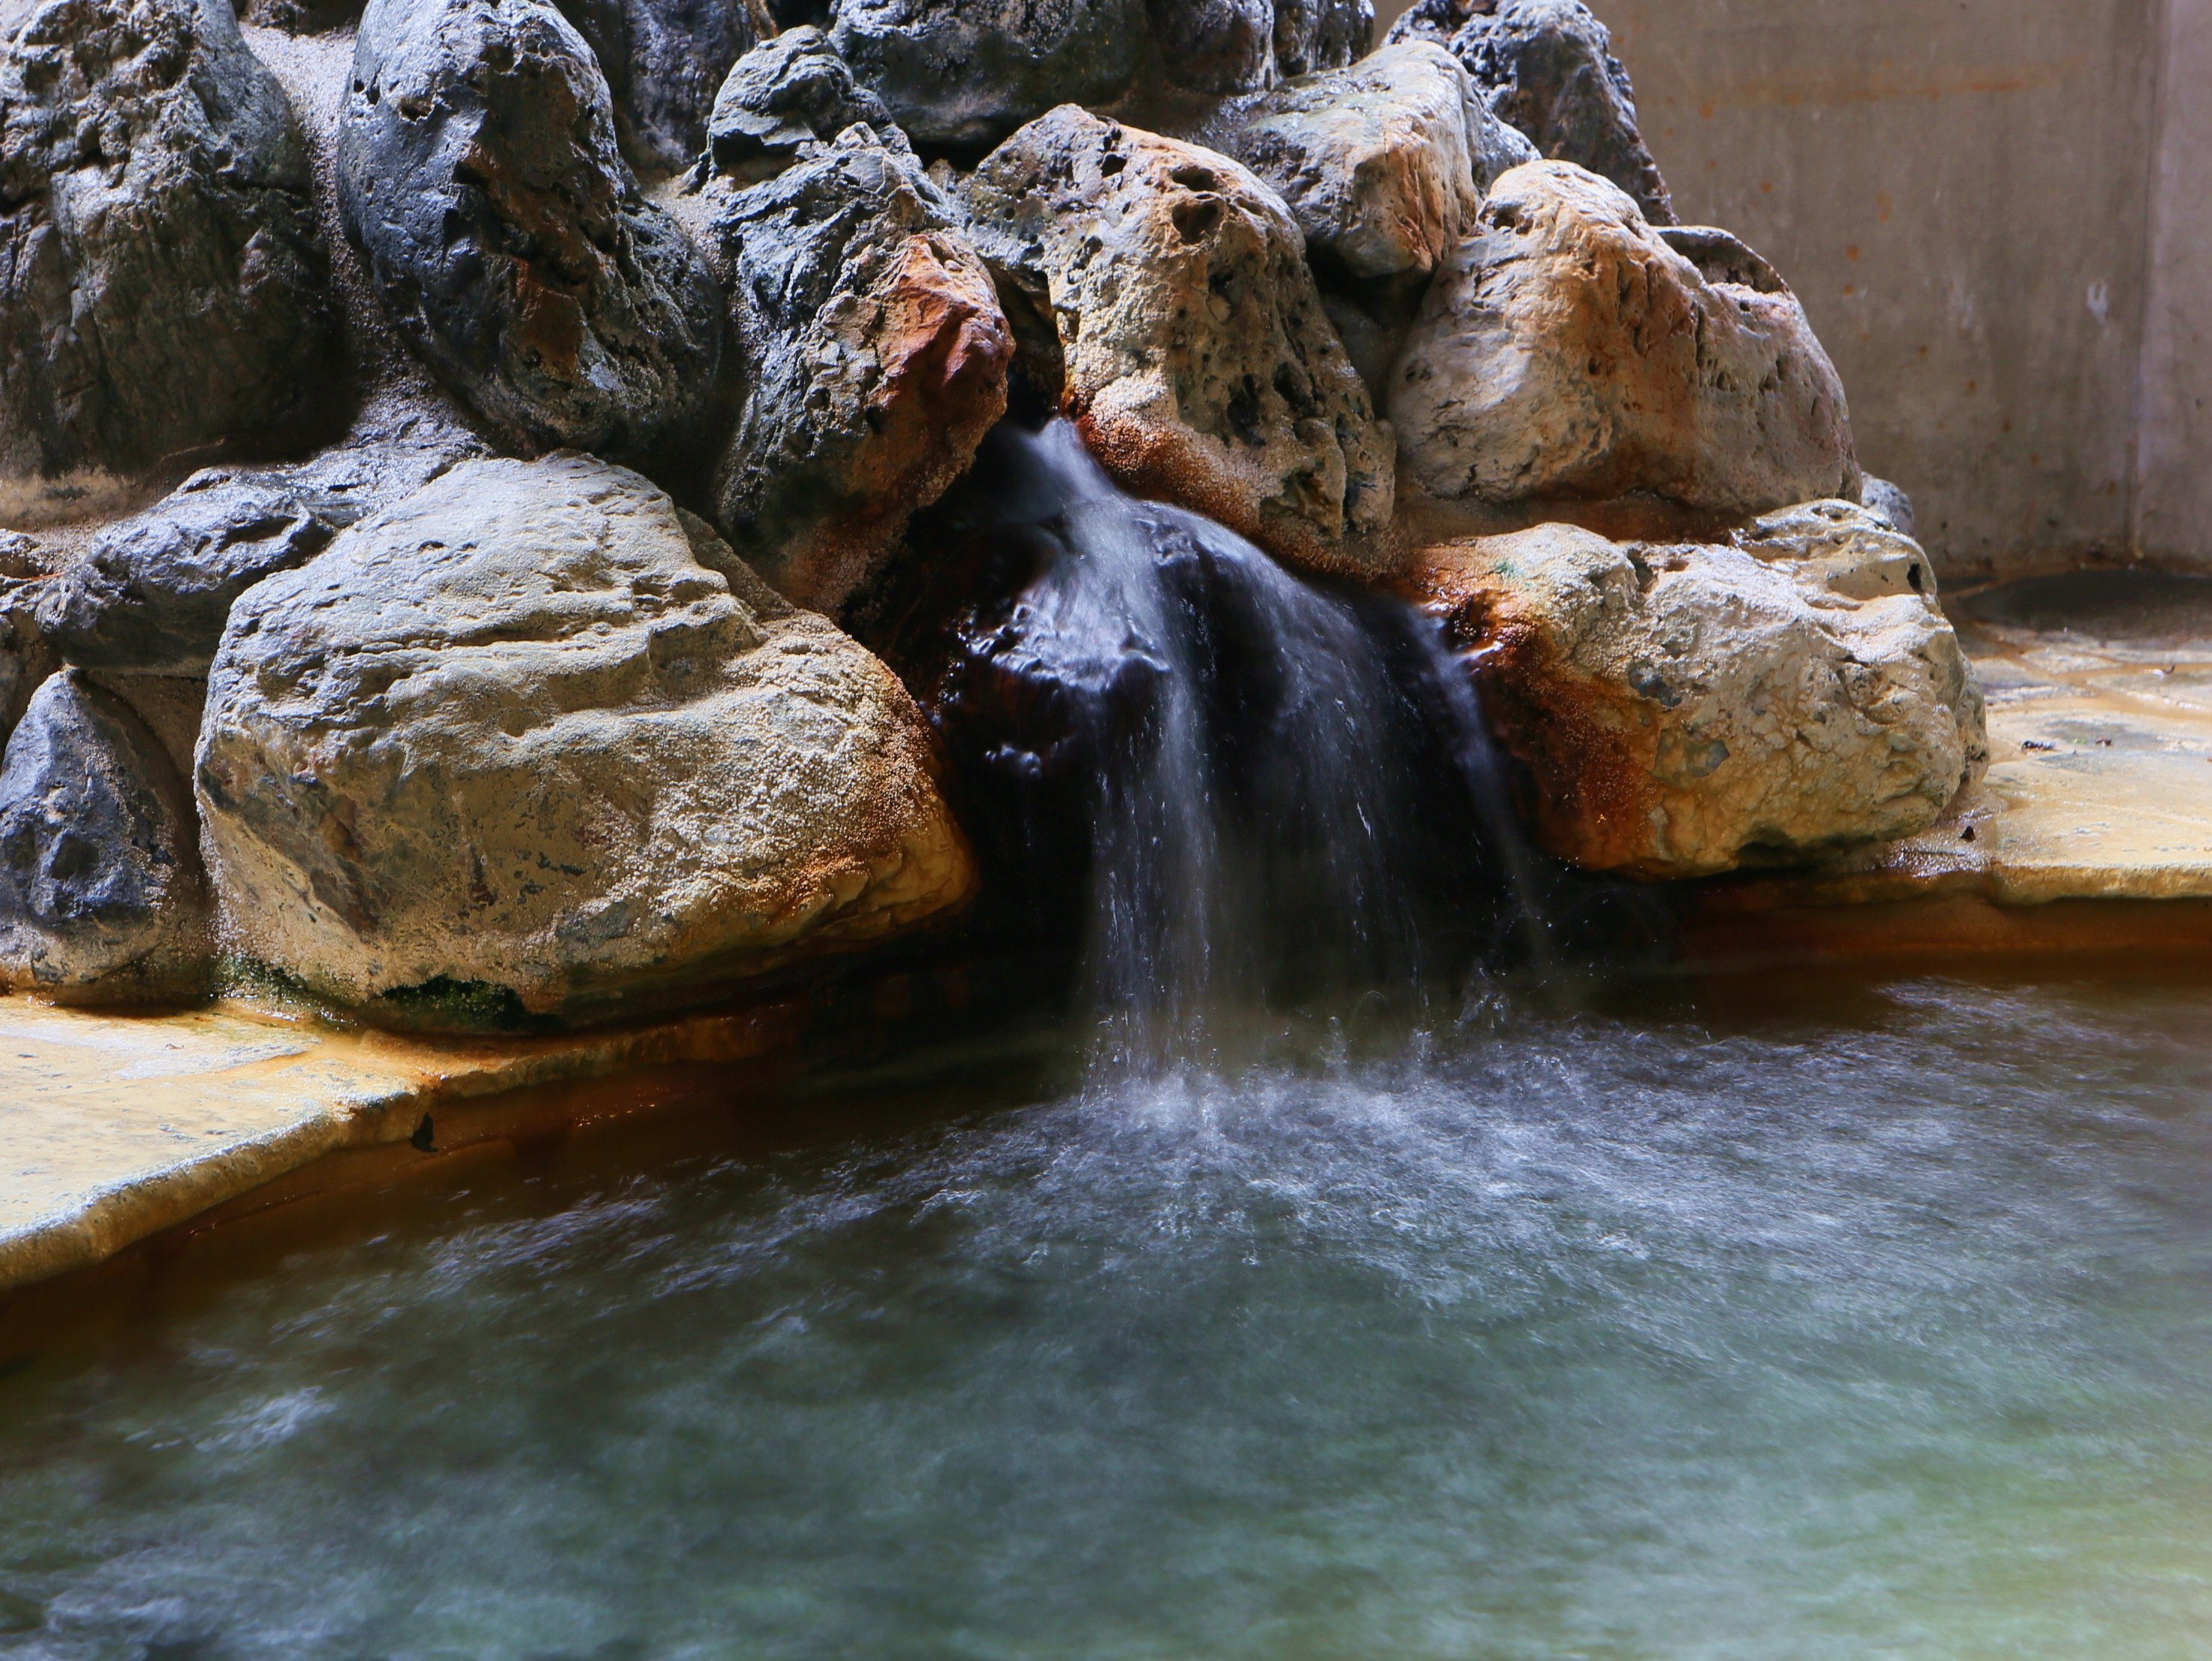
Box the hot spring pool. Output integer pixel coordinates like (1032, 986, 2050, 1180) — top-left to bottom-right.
(6, 971, 2212, 1658)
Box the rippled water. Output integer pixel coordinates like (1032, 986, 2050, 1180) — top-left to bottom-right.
(7, 973, 2212, 1659)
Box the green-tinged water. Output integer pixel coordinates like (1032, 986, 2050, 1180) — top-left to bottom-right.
(6, 973, 2212, 1659)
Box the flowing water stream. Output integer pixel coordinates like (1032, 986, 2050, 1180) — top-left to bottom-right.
(4, 451, 2211, 1658)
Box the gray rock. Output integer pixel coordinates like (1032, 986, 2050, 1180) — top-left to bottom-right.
(197, 453, 976, 1028)
(829, 0, 1148, 150)
(0, 670, 210, 1001)
(37, 423, 484, 677)
(0, 0, 340, 504)
(0, 577, 54, 743)
(1390, 162, 1859, 517)
(337, 0, 723, 458)
(965, 107, 1396, 577)
(1390, 0, 1674, 224)
(1215, 39, 1534, 286)
(1860, 476, 1917, 539)
(554, 0, 766, 175)
(708, 129, 1011, 611)
(242, 0, 359, 27)
(705, 25, 903, 183)
(1267, 0, 1372, 78)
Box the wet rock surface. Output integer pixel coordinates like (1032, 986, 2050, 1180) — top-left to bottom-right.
(197, 453, 975, 1027)
(965, 107, 1396, 576)
(37, 422, 484, 677)
(0, 670, 209, 1000)
(1391, 162, 1859, 518)
(705, 24, 901, 181)
(706, 128, 1011, 613)
(1391, 0, 1673, 222)
(337, 0, 723, 458)
(1407, 504, 1988, 878)
(830, 0, 1146, 150)
(0, 0, 340, 511)
(554, 0, 765, 175)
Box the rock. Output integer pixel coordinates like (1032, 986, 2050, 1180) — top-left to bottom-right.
(1149, 0, 1372, 95)
(705, 25, 904, 183)
(1861, 475, 1917, 539)
(241, 0, 358, 27)
(965, 107, 1396, 575)
(1391, 0, 1674, 223)
(553, 0, 766, 175)
(0, 670, 210, 1001)
(1390, 162, 1860, 517)
(1404, 507, 1988, 878)
(37, 423, 484, 677)
(829, 0, 1147, 150)
(196, 453, 976, 1027)
(0, 578, 55, 742)
(337, 0, 723, 458)
(1214, 40, 1534, 286)
(0, 0, 340, 511)
(707, 129, 1012, 613)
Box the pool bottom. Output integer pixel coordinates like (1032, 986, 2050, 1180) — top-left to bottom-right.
(4, 970, 2212, 1660)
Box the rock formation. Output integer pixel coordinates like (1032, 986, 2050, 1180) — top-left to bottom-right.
(1391, 162, 1860, 516)
(1151, 0, 1374, 96)
(0, 670, 211, 1000)
(966, 106, 1397, 576)
(705, 25, 902, 182)
(705, 126, 1013, 613)
(337, 0, 724, 458)
(1405, 505, 1987, 878)
(1390, 0, 1673, 222)
(196, 453, 975, 1027)
(0, 0, 340, 520)
(554, 0, 768, 174)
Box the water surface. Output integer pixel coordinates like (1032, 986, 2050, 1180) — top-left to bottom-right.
(5, 973, 2212, 1659)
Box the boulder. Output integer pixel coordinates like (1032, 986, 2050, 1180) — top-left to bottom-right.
(241, 0, 359, 26)
(1403, 506, 1988, 878)
(1390, 162, 1860, 517)
(0, 670, 210, 1001)
(1390, 0, 1674, 223)
(828, 0, 1148, 150)
(0, 578, 55, 741)
(196, 453, 976, 1027)
(554, 0, 766, 175)
(337, 0, 723, 458)
(1213, 39, 1534, 286)
(1861, 475, 1917, 539)
(0, 0, 339, 513)
(37, 422, 484, 677)
(707, 129, 1012, 613)
(705, 25, 904, 183)
(1148, 0, 1373, 95)
(965, 107, 1396, 576)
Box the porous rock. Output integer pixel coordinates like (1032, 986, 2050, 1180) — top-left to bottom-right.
(337, 0, 723, 457)
(965, 106, 1396, 575)
(37, 421, 485, 677)
(0, 670, 210, 1001)
(708, 128, 1012, 613)
(554, 0, 766, 175)
(1215, 39, 1534, 284)
(1390, 0, 1673, 223)
(0, 0, 339, 510)
(1406, 505, 1988, 878)
(705, 25, 902, 183)
(196, 453, 975, 1027)
(1149, 0, 1373, 96)
(829, 0, 1147, 150)
(1391, 162, 1860, 517)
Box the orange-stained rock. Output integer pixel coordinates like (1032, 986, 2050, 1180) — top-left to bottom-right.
(1404, 505, 1986, 879)
(708, 129, 1013, 614)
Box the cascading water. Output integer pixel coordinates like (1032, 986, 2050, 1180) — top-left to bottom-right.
(880, 420, 1542, 1066)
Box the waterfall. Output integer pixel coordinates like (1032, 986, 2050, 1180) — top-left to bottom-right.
(885, 420, 1543, 1067)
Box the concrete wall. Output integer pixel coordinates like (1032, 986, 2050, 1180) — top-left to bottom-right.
(1377, 0, 2208, 579)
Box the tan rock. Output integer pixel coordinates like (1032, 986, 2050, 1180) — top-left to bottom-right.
(197, 453, 976, 1027)
(1405, 504, 1987, 878)
(1390, 162, 1860, 517)
(965, 105, 1397, 577)
(1213, 40, 1534, 286)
